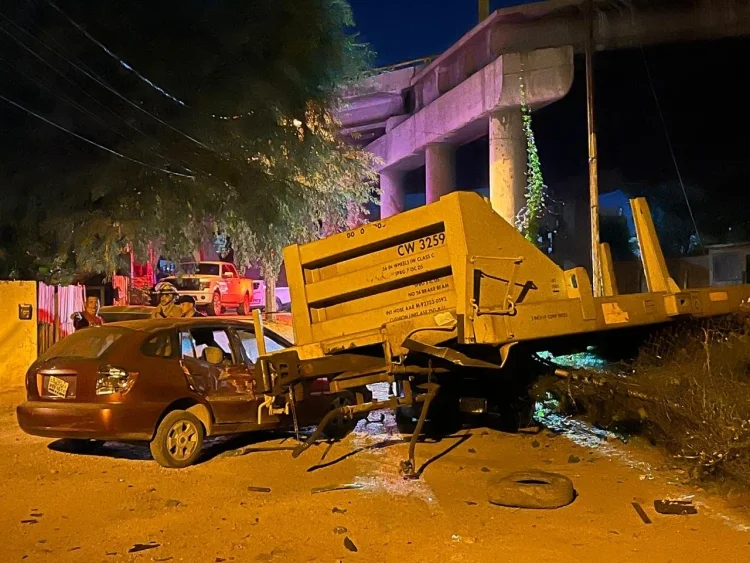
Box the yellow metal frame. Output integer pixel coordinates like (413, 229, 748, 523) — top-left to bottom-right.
(277, 192, 750, 362)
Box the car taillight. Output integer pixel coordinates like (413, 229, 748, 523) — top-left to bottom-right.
(96, 365, 138, 395)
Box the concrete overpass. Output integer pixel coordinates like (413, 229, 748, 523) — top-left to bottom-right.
(337, 0, 750, 223)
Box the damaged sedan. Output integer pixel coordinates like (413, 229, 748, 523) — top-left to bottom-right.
(17, 318, 366, 468)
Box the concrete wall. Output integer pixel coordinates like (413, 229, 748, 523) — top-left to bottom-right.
(0, 281, 37, 390)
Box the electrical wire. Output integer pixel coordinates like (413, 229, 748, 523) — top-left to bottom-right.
(47, 0, 186, 107)
(0, 91, 194, 178)
(0, 10, 196, 173)
(626, 2, 703, 249)
(0, 55, 128, 140)
(0, 9, 213, 153)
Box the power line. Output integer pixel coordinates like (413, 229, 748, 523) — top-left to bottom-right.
(0, 19, 136, 137)
(0, 9, 213, 153)
(0, 9, 166, 141)
(0, 55, 128, 140)
(0, 91, 195, 179)
(0, 11, 197, 172)
(47, 0, 186, 107)
(626, 2, 703, 250)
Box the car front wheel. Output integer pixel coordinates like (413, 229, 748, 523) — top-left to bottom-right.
(150, 410, 204, 468)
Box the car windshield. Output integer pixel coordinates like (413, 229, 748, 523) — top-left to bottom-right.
(40, 327, 131, 360)
(179, 263, 220, 276)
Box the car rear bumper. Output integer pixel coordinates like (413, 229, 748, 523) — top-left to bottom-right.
(17, 401, 155, 441)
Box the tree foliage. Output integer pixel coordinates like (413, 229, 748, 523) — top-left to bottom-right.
(0, 0, 377, 282)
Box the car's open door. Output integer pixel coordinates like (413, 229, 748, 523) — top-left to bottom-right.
(179, 327, 261, 425)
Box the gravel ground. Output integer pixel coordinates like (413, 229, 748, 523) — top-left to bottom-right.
(3, 382, 750, 563)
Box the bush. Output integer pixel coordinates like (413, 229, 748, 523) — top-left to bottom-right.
(534, 315, 750, 486)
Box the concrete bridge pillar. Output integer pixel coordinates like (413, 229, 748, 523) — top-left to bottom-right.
(425, 143, 456, 204)
(379, 169, 406, 219)
(489, 108, 526, 226)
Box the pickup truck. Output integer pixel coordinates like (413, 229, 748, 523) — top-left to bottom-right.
(159, 261, 254, 316)
(249, 281, 292, 312)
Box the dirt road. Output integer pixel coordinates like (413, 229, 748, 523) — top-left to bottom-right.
(3, 384, 749, 563)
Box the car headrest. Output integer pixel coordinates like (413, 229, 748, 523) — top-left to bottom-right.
(204, 347, 224, 365)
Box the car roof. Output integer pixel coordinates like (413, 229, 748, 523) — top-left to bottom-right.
(99, 305, 155, 313)
(108, 318, 291, 345)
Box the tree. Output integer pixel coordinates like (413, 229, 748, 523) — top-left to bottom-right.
(0, 0, 377, 283)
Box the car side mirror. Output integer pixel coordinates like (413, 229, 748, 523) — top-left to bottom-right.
(204, 346, 224, 365)
(222, 271, 234, 278)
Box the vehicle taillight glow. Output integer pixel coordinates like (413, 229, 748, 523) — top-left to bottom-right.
(96, 365, 138, 395)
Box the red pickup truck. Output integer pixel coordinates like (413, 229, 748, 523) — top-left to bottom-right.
(160, 262, 255, 316)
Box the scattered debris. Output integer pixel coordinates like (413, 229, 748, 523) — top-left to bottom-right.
(464, 500, 477, 506)
(153, 557, 173, 562)
(247, 486, 272, 493)
(164, 499, 181, 508)
(654, 499, 698, 515)
(311, 483, 364, 495)
(481, 467, 490, 473)
(215, 558, 226, 563)
(333, 526, 347, 535)
(531, 440, 541, 448)
(30, 513, 43, 517)
(631, 502, 652, 524)
(331, 507, 347, 514)
(468, 448, 476, 454)
(567, 455, 581, 464)
(128, 542, 161, 553)
(20, 519, 38, 525)
(343, 537, 358, 553)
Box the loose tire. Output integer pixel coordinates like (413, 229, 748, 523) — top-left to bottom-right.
(150, 410, 204, 468)
(207, 291, 222, 316)
(487, 470, 575, 509)
(237, 293, 251, 316)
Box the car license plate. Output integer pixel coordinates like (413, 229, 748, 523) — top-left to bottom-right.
(47, 376, 69, 398)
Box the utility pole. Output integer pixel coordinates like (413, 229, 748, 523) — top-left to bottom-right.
(585, 0, 602, 296)
(479, 0, 490, 22)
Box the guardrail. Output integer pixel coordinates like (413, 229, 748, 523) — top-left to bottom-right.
(361, 56, 436, 78)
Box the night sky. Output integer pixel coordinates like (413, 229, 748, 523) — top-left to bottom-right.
(350, 0, 528, 66)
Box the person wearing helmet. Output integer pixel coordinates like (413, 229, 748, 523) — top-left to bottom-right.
(176, 295, 205, 318)
(151, 282, 182, 318)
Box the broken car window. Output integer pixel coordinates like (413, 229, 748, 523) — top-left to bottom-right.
(188, 328, 236, 364)
(235, 329, 285, 363)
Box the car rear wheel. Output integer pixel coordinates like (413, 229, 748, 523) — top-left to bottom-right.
(207, 291, 222, 316)
(150, 410, 204, 468)
(237, 293, 251, 316)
